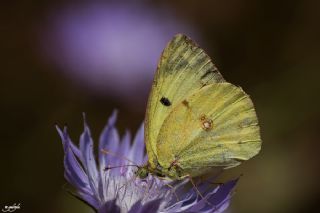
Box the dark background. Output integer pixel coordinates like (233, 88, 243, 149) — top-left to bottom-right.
(1, 0, 320, 212)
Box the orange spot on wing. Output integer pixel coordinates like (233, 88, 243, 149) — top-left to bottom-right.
(200, 115, 213, 131)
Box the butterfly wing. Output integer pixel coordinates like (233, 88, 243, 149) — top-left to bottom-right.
(156, 83, 261, 177)
(145, 34, 225, 168)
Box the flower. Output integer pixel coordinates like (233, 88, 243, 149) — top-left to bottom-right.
(56, 111, 238, 213)
(41, 1, 199, 104)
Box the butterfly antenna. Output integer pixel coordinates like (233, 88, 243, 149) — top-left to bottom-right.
(104, 164, 139, 171)
(101, 148, 139, 165)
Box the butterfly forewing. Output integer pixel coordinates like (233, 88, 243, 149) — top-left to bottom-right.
(145, 34, 225, 168)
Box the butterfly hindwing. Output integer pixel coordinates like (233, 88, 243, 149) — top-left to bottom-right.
(145, 34, 225, 168)
(156, 83, 261, 177)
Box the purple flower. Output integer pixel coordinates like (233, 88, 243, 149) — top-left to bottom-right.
(41, 2, 199, 104)
(56, 111, 238, 213)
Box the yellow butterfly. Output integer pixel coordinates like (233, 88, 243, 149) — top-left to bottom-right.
(135, 34, 261, 180)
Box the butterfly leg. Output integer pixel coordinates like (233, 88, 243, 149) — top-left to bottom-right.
(165, 182, 180, 202)
(156, 176, 180, 201)
(185, 175, 215, 208)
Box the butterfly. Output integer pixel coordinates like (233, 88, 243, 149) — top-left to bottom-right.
(135, 34, 261, 180)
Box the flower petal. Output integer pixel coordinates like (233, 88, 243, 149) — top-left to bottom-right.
(77, 191, 100, 210)
(128, 200, 143, 213)
(56, 125, 82, 160)
(129, 199, 162, 213)
(64, 145, 90, 191)
(79, 114, 100, 198)
(64, 127, 82, 160)
(207, 178, 238, 206)
(57, 125, 90, 191)
(187, 178, 238, 212)
(164, 192, 196, 213)
(56, 125, 66, 149)
(99, 110, 120, 167)
(207, 200, 231, 213)
(113, 131, 131, 175)
(128, 123, 144, 165)
(97, 199, 121, 213)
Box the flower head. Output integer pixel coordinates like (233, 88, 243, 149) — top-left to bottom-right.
(41, 2, 199, 103)
(56, 111, 238, 213)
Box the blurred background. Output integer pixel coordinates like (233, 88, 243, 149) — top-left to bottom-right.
(1, 0, 320, 212)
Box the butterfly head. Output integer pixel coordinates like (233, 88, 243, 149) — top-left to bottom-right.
(135, 165, 149, 179)
(135, 163, 167, 179)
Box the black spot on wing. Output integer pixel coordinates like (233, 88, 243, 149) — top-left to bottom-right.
(160, 97, 171, 106)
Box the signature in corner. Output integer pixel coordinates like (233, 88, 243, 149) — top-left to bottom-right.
(1, 203, 21, 212)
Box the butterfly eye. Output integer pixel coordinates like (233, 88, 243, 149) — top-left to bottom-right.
(160, 97, 171, 106)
